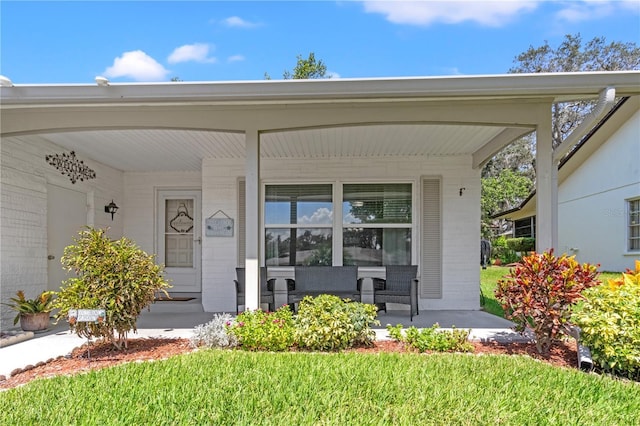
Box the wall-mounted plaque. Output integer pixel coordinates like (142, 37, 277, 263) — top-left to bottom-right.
(206, 210, 234, 237)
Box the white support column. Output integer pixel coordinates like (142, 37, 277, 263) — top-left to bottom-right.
(535, 108, 558, 253)
(245, 129, 261, 310)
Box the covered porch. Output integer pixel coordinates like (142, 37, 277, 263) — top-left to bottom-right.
(2, 72, 639, 329)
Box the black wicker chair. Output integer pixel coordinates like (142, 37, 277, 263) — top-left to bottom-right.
(373, 265, 419, 321)
(234, 267, 275, 314)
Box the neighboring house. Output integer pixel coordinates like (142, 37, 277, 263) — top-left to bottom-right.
(1, 72, 639, 329)
(494, 96, 640, 272)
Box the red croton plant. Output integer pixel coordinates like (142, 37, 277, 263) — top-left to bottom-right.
(495, 250, 600, 355)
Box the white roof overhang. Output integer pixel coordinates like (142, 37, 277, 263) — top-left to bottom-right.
(493, 95, 640, 221)
(2, 71, 639, 172)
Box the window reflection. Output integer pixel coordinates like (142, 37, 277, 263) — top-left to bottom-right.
(343, 183, 411, 224)
(263, 183, 412, 266)
(265, 228, 332, 266)
(265, 185, 333, 225)
(343, 228, 411, 266)
(343, 184, 412, 266)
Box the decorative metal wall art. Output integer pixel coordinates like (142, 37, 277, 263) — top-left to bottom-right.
(45, 151, 96, 184)
(170, 203, 194, 233)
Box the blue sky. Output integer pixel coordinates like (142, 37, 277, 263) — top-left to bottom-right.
(1, 1, 639, 84)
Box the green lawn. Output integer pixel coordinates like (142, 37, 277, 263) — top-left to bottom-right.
(480, 267, 622, 318)
(1, 350, 638, 425)
(480, 266, 510, 317)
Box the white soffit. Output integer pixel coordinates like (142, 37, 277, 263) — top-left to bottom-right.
(7, 123, 507, 172)
(260, 124, 504, 158)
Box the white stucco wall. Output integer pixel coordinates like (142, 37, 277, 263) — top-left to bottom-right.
(558, 110, 640, 272)
(1, 140, 483, 328)
(1, 136, 124, 330)
(201, 155, 481, 313)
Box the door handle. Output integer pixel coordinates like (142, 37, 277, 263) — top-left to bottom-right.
(194, 237, 202, 244)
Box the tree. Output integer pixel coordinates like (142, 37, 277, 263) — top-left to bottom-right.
(265, 52, 328, 80)
(481, 135, 535, 180)
(510, 34, 640, 149)
(481, 170, 533, 238)
(481, 34, 640, 239)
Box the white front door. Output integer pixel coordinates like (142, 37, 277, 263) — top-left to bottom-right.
(157, 190, 202, 293)
(47, 184, 87, 292)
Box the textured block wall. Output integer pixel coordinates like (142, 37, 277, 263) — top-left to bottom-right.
(1, 135, 123, 330)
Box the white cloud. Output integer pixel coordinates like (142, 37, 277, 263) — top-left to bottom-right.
(326, 70, 341, 78)
(555, 1, 610, 23)
(343, 212, 360, 224)
(168, 43, 216, 64)
(619, 0, 640, 12)
(362, 0, 539, 27)
(227, 54, 246, 63)
(555, 0, 638, 23)
(224, 16, 260, 28)
(103, 50, 169, 81)
(299, 208, 333, 225)
(434, 66, 463, 75)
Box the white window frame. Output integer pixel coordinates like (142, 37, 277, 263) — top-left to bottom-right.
(341, 182, 414, 267)
(263, 182, 334, 266)
(261, 180, 416, 267)
(628, 197, 640, 253)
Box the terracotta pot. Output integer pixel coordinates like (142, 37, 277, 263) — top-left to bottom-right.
(20, 312, 50, 332)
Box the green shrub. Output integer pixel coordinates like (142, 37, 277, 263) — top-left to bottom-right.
(294, 294, 379, 351)
(495, 250, 600, 355)
(492, 236, 519, 264)
(227, 305, 294, 351)
(506, 237, 535, 253)
(53, 227, 171, 350)
(387, 324, 473, 352)
(191, 313, 238, 349)
(572, 261, 640, 379)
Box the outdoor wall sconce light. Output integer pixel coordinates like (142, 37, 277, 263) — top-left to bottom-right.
(459, 187, 466, 196)
(104, 200, 119, 220)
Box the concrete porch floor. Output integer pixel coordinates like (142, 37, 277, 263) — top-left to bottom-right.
(135, 308, 515, 330)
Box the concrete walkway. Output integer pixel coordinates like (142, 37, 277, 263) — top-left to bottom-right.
(0, 310, 529, 379)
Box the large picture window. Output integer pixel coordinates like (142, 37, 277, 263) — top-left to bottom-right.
(343, 183, 412, 266)
(264, 182, 413, 266)
(265, 184, 333, 266)
(629, 198, 640, 252)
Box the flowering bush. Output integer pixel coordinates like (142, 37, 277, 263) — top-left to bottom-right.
(572, 261, 640, 379)
(227, 305, 294, 351)
(495, 250, 599, 355)
(294, 294, 379, 351)
(387, 324, 473, 353)
(190, 313, 238, 349)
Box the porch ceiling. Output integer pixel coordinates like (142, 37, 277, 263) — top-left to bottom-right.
(7, 124, 511, 172)
(5, 72, 637, 172)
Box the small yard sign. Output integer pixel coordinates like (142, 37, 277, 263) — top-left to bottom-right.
(68, 309, 106, 324)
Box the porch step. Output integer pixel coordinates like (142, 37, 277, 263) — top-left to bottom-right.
(147, 295, 204, 313)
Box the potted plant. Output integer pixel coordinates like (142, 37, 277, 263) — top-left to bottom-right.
(4, 290, 55, 332)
